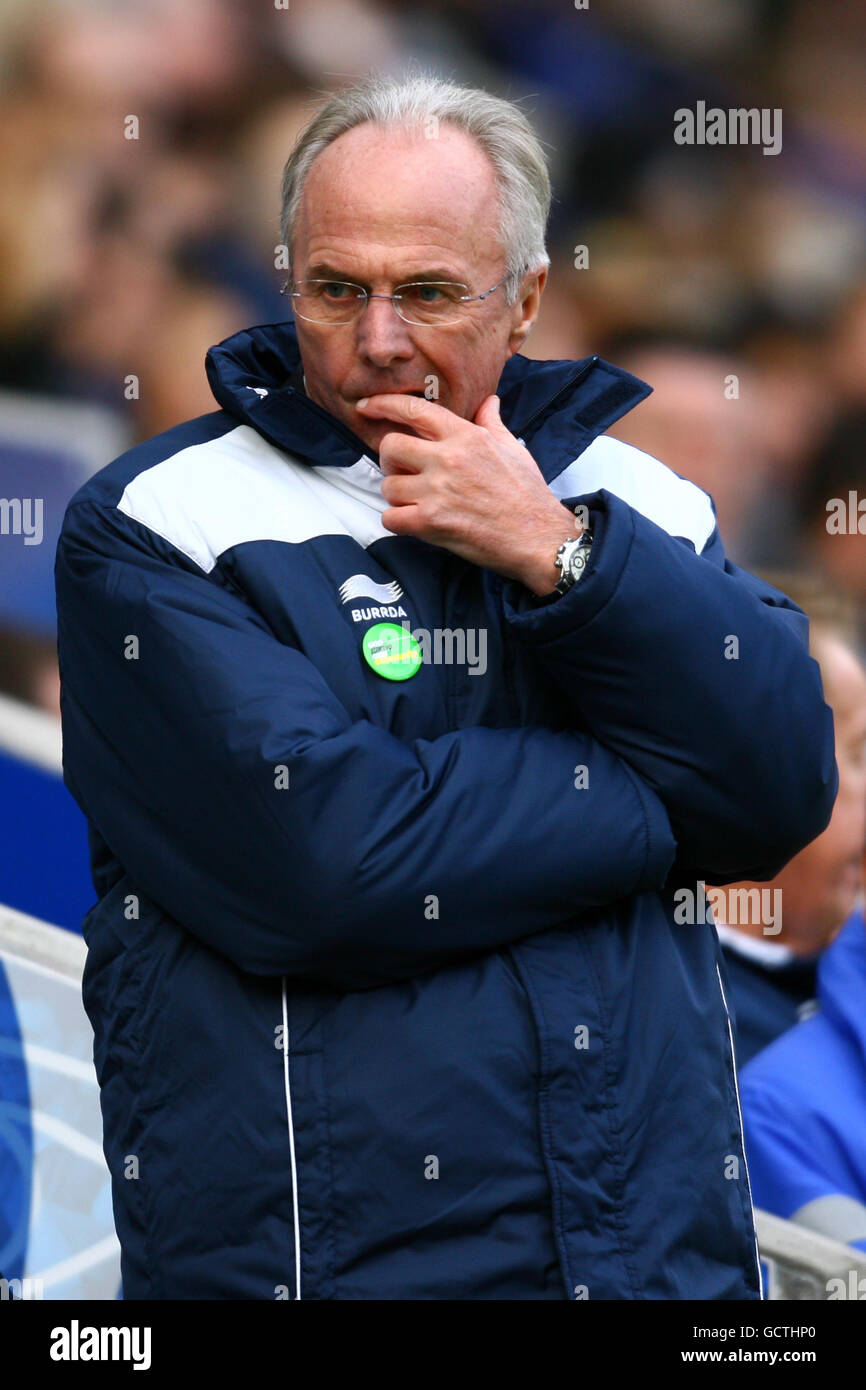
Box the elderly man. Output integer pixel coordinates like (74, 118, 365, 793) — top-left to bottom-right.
(55, 73, 835, 1300)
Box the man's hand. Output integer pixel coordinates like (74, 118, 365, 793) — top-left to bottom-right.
(356, 392, 582, 596)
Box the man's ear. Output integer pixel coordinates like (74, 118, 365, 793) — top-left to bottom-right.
(508, 267, 548, 355)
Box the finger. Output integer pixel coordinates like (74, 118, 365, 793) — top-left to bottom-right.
(379, 432, 430, 475)
(356, 393, 462, 439)
(474, 394, 510, 435)
(381, 503, 425, 537)
(380, 473, 423, 508)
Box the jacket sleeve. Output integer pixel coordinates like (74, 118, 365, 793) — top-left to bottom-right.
(54, 498, 676, 989)
(499, 487, 837, 883)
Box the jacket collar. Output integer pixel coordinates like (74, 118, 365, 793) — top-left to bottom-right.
(205, 319, 651, 485)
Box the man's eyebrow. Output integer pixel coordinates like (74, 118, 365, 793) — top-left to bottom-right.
(304, 263, 466, 286)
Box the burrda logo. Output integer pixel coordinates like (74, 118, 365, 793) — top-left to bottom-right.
(339, 574, 408, 623)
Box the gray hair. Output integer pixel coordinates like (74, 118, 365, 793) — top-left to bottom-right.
(279, 71, 551, 305)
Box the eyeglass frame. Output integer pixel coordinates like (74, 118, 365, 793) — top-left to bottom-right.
(279, 275, 509, 326)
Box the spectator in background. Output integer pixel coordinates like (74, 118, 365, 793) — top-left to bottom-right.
(797, 412, 866, 648)
(741, 910, 866, 1253)
(606, 341, 769, 558)
(716, 576, 866, 1067)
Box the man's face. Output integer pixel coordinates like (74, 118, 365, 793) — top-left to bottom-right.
(290, 122, 545, 455)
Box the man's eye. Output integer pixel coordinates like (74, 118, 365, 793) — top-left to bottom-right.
(321, 282, 355, 300)
(403, 284, 449, 303)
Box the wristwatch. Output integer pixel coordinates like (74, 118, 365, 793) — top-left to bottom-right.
(549, 527, 594, 597)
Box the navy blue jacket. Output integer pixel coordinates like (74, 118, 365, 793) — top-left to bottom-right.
(54, 320, 836, 1299)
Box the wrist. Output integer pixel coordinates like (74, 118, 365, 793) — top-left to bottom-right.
(520, 505, 585, 596)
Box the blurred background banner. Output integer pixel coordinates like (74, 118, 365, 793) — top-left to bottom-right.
(0, 693, 93, 932)
(0, 391, 128, 637)
(0, 904, 120, 1300)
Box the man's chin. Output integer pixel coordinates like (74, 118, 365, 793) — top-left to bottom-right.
(348, 414, 424, 455)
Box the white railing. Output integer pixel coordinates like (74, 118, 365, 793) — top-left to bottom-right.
(0, 900, 84, 977)
(0, 690, 62, 773)
(755, 1209, 866, 1299)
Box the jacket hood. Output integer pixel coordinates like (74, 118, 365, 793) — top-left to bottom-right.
(205, 318, 652, 485)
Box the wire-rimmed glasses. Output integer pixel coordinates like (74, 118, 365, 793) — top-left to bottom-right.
(280, 277, 507, 326)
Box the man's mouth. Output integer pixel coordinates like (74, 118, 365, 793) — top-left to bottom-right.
(352, 389, 427, 404)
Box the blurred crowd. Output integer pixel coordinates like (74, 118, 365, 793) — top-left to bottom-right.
(1, 0, 866, 706)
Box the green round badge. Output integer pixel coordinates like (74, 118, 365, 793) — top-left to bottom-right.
(361, 622, 423, 681)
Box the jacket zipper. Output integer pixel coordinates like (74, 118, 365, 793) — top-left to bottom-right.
(715, 962, 764, 1299)
(281, 977, 302, 1299)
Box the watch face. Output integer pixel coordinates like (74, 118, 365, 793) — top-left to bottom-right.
(570, 550, 588, 578)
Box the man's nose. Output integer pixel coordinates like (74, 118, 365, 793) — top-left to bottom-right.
(355, 295, 415, 365)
